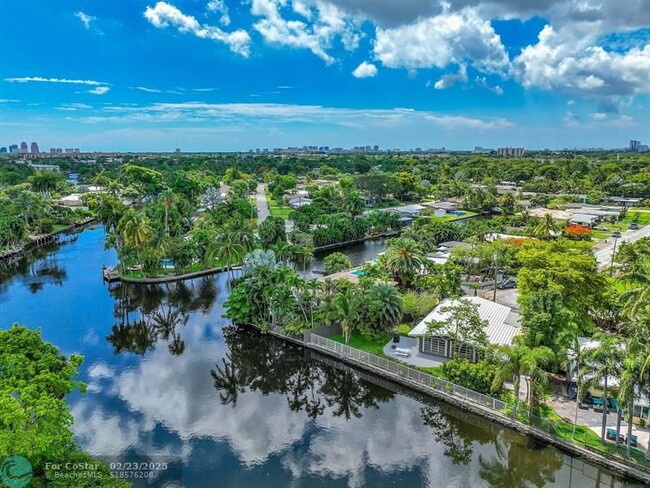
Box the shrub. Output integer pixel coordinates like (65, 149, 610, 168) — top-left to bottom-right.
(441, 359, 500, 396)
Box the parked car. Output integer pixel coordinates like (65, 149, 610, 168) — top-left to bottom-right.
(629, 222, 639, 230)
(593, 225, 609, 231)
(497, 278, 516, 289)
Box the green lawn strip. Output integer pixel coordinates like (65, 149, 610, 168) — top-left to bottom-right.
(541, 407, 650, 468)
(51, 223, 72, 233)
(269, 206, 291, 220)
(119, 259, 227, 279)
(623, 212, 650, 226)
(328, 332, 445, 377)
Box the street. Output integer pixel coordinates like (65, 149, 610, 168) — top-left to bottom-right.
(593, 224, 650, 269)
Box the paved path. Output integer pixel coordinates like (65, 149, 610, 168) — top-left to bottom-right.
(255, 183, 269, 223)
(594, 224, 650, 269)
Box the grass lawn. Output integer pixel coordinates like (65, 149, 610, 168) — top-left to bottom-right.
(329, 328, 445, 377)
(542, 407, 650, 468)
(266, 195, 292, 220)
(417, 211, 478, 223)
(623, 211, 650, 226)
(51, 224, 71, 233)
(119, 259, 227, 279)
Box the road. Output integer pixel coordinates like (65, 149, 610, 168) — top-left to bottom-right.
(255, 183, 269, 223)
(594, 224, 650, 269)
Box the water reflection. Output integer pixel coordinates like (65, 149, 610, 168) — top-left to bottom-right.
(106, 279, 218, 356)
(0, 252, 68, 293)
(213, 326, 395, 420)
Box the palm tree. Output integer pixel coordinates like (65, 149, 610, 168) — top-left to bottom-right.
(620, 258, 650, 319)
(328, 288, 360, 344)
(230, 221, 256, 253)
(117, 209, 152, 268)
(581, 334, 624, 444)
(368, 283, 404, 332)
(272, 240, 293, 265)
(159, 189, 179, 236)
(210, 230, 245, 282)
(384, 237, 424, 287)
(533, 213, 559, 240)
(292, 245, 313, 272)
(29, 170, 59, 196)
(492, 338, 555, 414)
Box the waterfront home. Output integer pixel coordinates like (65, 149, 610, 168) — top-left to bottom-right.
(289, 197, 313, 208)
(408, 297, 519, 362)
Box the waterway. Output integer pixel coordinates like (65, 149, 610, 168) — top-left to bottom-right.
(0, 225, 641, 487)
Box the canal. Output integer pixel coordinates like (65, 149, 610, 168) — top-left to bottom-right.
(0, 225, 640, 487)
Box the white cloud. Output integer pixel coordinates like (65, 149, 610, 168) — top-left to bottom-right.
(352, 61, 377, 78)
(136, 86, 163, 93)
(88, 86, 110, 95)
(144, 1, 251, 57)
(514, 24, 650, 104)
(75, 11, 95, 29)
(373, 9, 509, 73)
(5, 76, 108, 86)
(251, 0, 361, 64)
(55, 103, 93, 111)
(433, 64, 467, 90)
(207, 0, 231, 26)
(475, 75, 503, 95)
(590, 112, 607, 120)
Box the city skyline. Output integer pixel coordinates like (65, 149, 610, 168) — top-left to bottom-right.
(1, 0, 650, 151)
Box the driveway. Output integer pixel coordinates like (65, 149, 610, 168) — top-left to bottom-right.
(255, 183, 269, 223)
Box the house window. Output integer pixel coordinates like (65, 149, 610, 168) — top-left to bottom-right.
(456, 342, 474, 361)
(422, 335, 446, 356)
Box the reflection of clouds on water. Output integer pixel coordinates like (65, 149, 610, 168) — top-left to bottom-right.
(73, 323, 310, 466)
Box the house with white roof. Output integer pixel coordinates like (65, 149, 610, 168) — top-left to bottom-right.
(408, 296, 520, 361)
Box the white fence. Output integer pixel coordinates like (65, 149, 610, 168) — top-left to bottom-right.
(308, 333, 509, 415)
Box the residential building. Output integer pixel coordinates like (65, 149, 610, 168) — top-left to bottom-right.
(20, 142, 28, 154)
(408, 297, 520, 362)
(0, 147, 6, 153)
(630, 140, 641, 152)
(496, 147, 525, 157)
(9, 144, 18, 153)
(30, 142, 39, 154)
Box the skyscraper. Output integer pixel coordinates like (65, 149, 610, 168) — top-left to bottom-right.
(630, 140, 641, 152)
(9, 144, 18, 153)
(30, 142, 40, 154)
(0, 147, 7, 153)
(20, 142, 28, 154)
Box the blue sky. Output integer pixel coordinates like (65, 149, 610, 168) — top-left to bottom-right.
(1, 0, 649, 151)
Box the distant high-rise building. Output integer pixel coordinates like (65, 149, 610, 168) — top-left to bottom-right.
(9, 144, 18, 153)
(175, 148, 181, 153)
(30, 142, 39, 154)
(0, 147, 7, 153)
(630, 140, 641, 152)
(65, 148, 74, 153)
(56, 148, 63, 154)
(20, 142, 28, 154)
(497, 147, 525, 157)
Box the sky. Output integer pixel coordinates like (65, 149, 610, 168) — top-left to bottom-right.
(1, 0, 650, 152)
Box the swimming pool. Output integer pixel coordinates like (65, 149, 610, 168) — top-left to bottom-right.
(449, 211, 467, 216)
(350, 269, 365, 276)
(160, 259, 175, 268)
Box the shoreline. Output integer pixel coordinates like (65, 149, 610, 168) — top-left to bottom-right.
(0, 217, 96, 264)
(260, 325, 650, 485)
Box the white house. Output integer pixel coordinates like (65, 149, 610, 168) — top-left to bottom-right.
(408, 296, 520, 361)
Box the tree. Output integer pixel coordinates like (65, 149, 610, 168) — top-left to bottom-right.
(581, 334, 624, 444)
(0, 325, 129, 487)
(29, 170, 59, 196)
(366, 283, 404, 333)
(520, 289, 576, 358)
(620, 256, 650, 320)
(117, 208, 152, 268)
(159, 188, 179, 236)
(532, 213, 559, 240)
(210, 230, 245, 282)
(201, 187, 223, 212)
(492, 338, 554, 411)
(383, 237, 425, 288)
(259, 215, 286, 247)
(428, 299, 488, 360)
(324, 252, 352, 274)
(328, 287, 361, 344)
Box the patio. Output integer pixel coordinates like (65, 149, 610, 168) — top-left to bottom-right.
(382, 336, 450, 368)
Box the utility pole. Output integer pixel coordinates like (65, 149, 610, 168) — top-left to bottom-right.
(493, 249, 498, 302)
(611, 231, 622, 267)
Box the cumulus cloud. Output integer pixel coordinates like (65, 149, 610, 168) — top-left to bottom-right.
(433, 64, 467, 90)
(352, 61, 377, 78)
(88, 86, 110, 95)
(374, 9, 509, 73)
(251, 0, 361, 64)
(144, 1, 251, 57)
(513, 24, 650, 102)
(75, 11, 95, 29)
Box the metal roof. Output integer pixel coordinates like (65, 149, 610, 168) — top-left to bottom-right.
(408, 296, 519, 347)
